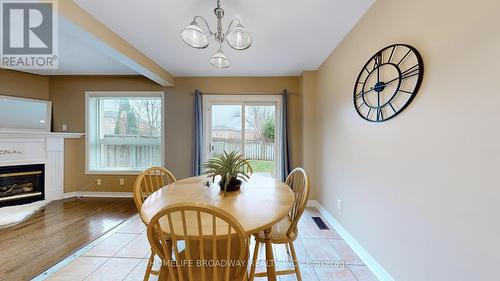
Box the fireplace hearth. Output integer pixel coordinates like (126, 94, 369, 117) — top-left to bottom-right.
(0, 164, 45, 207)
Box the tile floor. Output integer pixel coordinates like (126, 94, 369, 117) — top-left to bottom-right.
(39, 207, 379, 281)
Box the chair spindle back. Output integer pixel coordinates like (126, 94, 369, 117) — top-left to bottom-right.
(147, 203, 249, 281)
(285, 168, 310, 237)
(133, 167, 176, 212)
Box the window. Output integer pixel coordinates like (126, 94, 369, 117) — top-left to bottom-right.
(85, 91, 164, 174)
(203, 95, 283, 179)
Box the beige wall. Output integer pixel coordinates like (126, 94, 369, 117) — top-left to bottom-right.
(300, 71, 317, 200)
(50, 76, 301, 193)
(0, 69, 49, 100)
(307, 0, 500, 280)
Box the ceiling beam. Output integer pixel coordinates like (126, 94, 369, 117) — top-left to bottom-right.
(58, 0, 175, 86)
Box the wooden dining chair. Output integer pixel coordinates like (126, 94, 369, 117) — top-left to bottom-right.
(146, 203, 250, 281)
(249, 167, 310, 281)
(134, 166, 177, 213)
(133, 166, 176, 281)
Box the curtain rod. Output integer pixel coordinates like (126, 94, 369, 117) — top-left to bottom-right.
(193, 90, 298, 96)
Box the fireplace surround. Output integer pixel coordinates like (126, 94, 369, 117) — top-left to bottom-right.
(0, 131, 83, 226)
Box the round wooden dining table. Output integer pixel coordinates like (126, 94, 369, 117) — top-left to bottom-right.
(140, 174, 295, 281)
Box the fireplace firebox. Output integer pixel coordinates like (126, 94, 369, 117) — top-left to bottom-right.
(0, 164, 45, 207)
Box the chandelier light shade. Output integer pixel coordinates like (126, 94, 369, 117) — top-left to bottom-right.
(180, 0, 252, 68)
(180, 21, 209, 49)
(226, 22, 252, 50)
(210, 48, 230, 68)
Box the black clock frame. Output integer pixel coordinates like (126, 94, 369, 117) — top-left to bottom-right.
(353, 44, 424, 122)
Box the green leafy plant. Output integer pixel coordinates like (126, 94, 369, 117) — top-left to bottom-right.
(204, 151, 253, 194)
(262, 117, 275, 142)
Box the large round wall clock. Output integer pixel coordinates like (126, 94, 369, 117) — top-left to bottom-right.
(353, 44, 424, 122)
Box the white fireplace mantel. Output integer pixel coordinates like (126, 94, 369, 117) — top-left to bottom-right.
(0, 131, 84, 226)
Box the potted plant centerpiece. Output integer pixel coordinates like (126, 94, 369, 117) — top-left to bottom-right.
(204, 151, 253, 194)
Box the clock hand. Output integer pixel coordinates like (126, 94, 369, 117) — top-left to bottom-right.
(366, 76, 399, 92)
(362, 73, 402, 95)
(383, 67, 420, 86)
(364, 87, 375, 94)
(384, 76, 400, 86)
(376, 56, 380, 84)
(377, 91, 381, 121)
(370, 77, 399, 90)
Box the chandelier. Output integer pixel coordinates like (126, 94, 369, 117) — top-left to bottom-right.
(180, 0, 252, 68)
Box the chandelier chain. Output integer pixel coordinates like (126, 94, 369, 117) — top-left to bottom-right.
(214, 0, 225, 43)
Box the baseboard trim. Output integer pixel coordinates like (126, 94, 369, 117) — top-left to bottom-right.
(63, 191, 133, 198)
(307, 200, 395, 281)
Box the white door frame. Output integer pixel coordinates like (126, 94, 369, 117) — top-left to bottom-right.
(202, 95, 283, 179)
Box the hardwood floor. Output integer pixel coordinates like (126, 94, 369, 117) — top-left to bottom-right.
(0, 198, 137, 281)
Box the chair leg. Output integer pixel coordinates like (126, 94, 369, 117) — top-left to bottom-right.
(289, 242, 302, 281)
(143, 251, 155, 281)
(285, 243, 291, 256)
(249, 238, 260, 281)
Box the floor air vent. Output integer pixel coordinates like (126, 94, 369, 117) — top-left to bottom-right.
(312, 217, 330, 230)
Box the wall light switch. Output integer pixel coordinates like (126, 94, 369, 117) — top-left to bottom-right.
(96, 179, 101, 185)
(62, 124, 68, 131)
(337, 199, 342, 211)
(119, 179, 125, 185)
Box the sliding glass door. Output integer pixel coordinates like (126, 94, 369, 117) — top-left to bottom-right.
(204, 95, 282, 179)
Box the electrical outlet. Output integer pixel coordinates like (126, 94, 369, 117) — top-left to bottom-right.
(119, 178, 125, 186)
(337, 199, 342, 211)
(62, 124, 68, 131)
(96, 179, 101, 185)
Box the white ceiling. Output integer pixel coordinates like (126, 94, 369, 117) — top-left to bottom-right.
(26, 28, 137, 76)
(68, 0, 374, 77)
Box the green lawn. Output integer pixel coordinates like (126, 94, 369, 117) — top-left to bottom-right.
(249, 160, 275, 176)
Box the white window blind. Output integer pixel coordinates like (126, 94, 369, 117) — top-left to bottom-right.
(85, 91, 164, 174)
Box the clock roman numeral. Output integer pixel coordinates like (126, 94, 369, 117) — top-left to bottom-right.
(389, 102, 397, 113)
(372, 53, 382, 72)
(357, 101, 366, 110)
(387, 45, 396, 63)
(401, 64, 420, 80)
(376, 107, 384, 121)
(398, 89, 414, 95)
(366, 108, 372, 119)
(372, 53, 382, 70)
(355, 91, 363, 99)
(396, 49, 412, 66)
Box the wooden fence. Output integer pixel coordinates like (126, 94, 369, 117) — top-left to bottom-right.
(101, 144, 161, 169)
(99, 138, 274, 169)
(212, 139, 275, 161)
